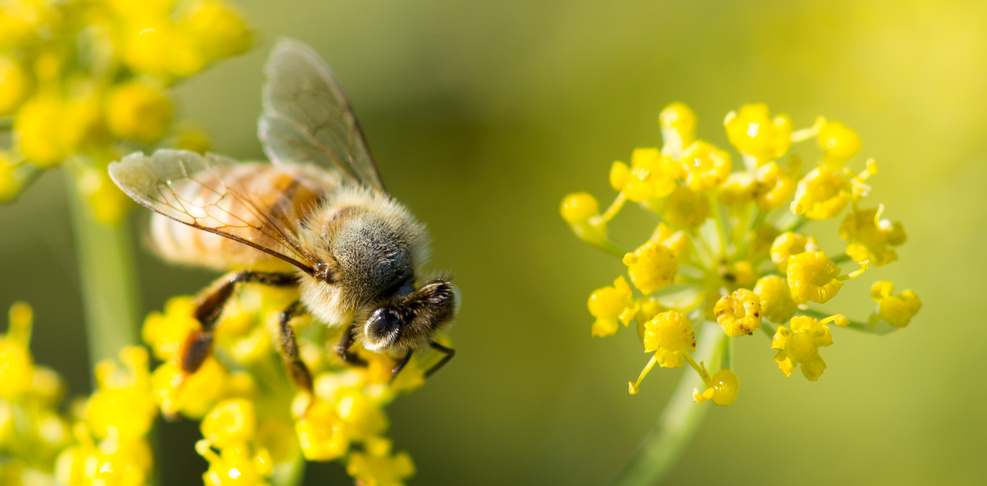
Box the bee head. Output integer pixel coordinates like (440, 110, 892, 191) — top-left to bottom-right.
(363, 280, 458, 353)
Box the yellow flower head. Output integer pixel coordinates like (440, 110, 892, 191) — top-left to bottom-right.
(694, 369, 739, 406)
(346, 436, 416, 486)
(754, 161, 795, 211)
(679, 140, 731, 190)
(587, 276, 636, 337)
(786, 251, 843, 304)
(771, 315, 836, 380)
(181, 0, 253, 61)
(870, 281, 921, 328)
(717, 171, 756, 206)
(791, 166, 852, 219)
(295, 400, 350, 461)
(753, 275, 797, 323)
(142, 296, 200, 362)
(724, 104, 792, 167)
(197, 439, 273, 486)
(663, 185, 710, 230)
(623, 241, 678, 295)
(560, 192, 607, 247)
(839, 207, 906, 267)
(105, 80, 173, 144)
(0, 55, 30, 115)
(816, 119, 861, 168)
(659, 102, 697, 158)
(610, 148, 681, 202)
(201, 399, 256, 449)
(714, 289, 762, 337)
(770, 232, 819, 273)
(0, 302, 34, 400)
(566, 102, 916, 405)
(86, 347, 157, 440)
(643, 311, 696, 368)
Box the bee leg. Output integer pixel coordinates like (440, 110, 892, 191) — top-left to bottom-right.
(183, 270, 297, 375)
(278, 300, 313, 392)
(390, 350, 414, 381)
(336, 322, 368, 367)
(424, 341, 456, 378)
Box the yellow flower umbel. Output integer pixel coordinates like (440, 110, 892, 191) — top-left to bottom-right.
(563, 102, 919, 405)
(139, 283, 428, 484)
(0, 0, 251, 222)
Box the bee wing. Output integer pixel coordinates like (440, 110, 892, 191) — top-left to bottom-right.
(109, 149, 320, 274)
(259, 39, 386, 192)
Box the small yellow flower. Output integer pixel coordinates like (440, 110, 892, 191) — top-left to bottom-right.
(86, 347, 157, 440)
(201, 399, 256, 448)
(560, 192, 607, 247)
(717, 171, 756, 205)
(142, 296, 200, 361)
(0, 55, 30, 115)
(335, 388, 388, 441)
(121, 23, 207, 78)
(770, 232, 819, 272)
(724, 104, 792, 167)
(753, 276, 797, 323)
(105, 80, 173, 144)
(643, 311, 696, 368)
(679, 140, 731, 190)
(771, 315, 835, 381)
(587, 276, 636, 337)
(0, 302, 34, 400)
(76, 166, 133, 225)
(714, 289, 762, 337)
(197, 439, 273, 486)
(295, 400, 350, 461)
(658, 102, 697, 158)
(816, 119, 861, 168)
(754, 161, 795, 211)
(346, 436, 416, 486)
(610, 148, 681, 202)
(14, 95, 69, 167)
(181, 0, 252, 61)
(693, 369, 739, 406)
(786, 251, 843, 304)
(663, 185, 710, 231)
(649, 222, 689, 256)
(791, 166, 852, 219)
(839, 207, 906, 267)
(623, 241, 678, 295)
(870, 281, 921, 328)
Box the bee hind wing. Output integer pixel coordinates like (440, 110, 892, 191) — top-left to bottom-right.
(259, 39, 385, 192)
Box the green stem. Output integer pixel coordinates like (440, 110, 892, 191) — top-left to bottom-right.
(67, 173, 141, 369)
(272, 453, 306, 486)
(613, 321, 724, 486)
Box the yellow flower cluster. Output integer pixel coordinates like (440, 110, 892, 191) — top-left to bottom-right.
(562, 102, 921, 405)
(142, 284, 425, 485)
(0, 303, 156, 486)
(0, 0, 251, 223)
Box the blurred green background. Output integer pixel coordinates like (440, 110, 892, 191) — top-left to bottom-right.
(3, 0, 986, 484)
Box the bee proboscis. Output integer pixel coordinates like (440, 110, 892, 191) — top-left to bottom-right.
(109, 40, 458, 391)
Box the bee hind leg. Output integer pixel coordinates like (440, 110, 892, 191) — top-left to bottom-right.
(390, 350, 414, 381)
(183, 270, 297, 375)
(278, 300, 313, 392)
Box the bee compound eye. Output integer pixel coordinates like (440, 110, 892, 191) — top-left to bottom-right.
(366, 308, 401, 346)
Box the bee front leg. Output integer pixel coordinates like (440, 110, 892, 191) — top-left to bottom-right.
(277, 300, 313, 392)
(337, 321, 368, 367)
(184, 270, 297, 375)
(424, 341, 456, 378)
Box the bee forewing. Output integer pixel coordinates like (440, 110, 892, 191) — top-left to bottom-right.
(109, 149, 320, 273)
(259, 39, 385, 192)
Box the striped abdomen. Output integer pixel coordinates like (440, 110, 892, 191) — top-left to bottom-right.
(149, 163, 338, 271)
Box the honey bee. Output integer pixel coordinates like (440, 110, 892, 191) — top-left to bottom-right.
(109, 40, 458, 391)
